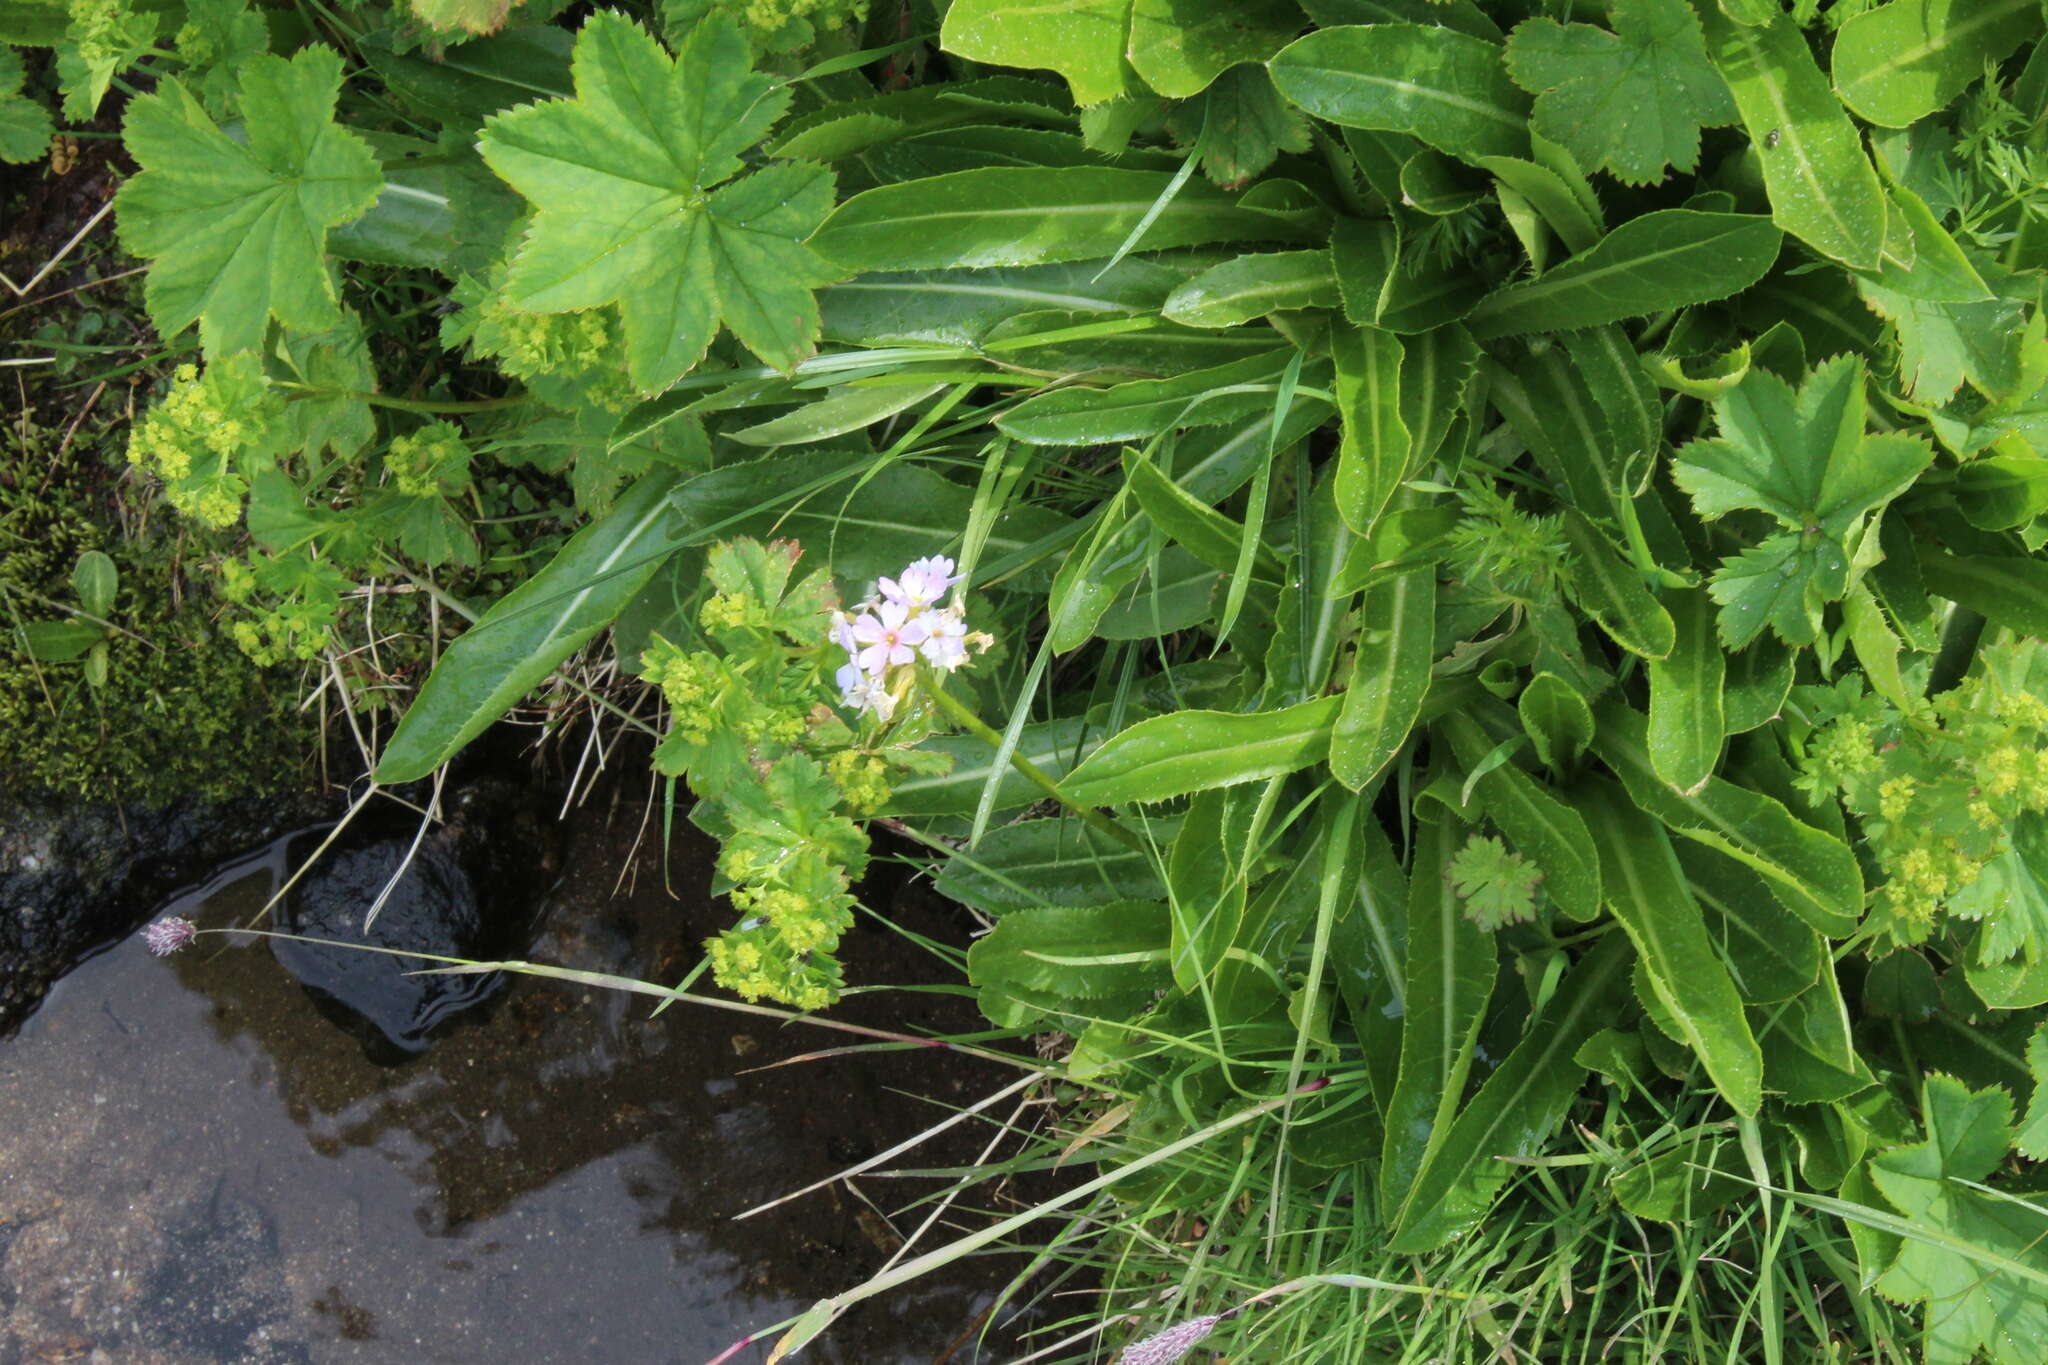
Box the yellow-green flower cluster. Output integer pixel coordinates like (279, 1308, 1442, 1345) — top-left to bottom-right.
(828, 749, 892, 814)
(386, 421, 472, 498)
(126, 355, 283, 528)
(443, 269, 633, 411)
(216, 551, 346, 667)
(1801, 645, 2048, 954)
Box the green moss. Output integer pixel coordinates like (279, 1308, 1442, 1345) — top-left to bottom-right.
(0, 432, 313, 805)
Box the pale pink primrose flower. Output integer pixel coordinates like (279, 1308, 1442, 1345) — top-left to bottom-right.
(852, 601, 927, 674)
(828, 610, 860, 654)
(919, 609, 969, 670)
(141, 916, 198, 956)
(880, 555, 959, 611)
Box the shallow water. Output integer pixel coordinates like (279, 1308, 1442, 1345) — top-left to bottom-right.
(0, 800, 1032, 1364)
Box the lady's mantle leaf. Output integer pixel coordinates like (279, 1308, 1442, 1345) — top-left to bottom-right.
(114, 47, 383, 356)
(478, 13, 844, 392)
(1504, 0, 1736, 185)
(1449, 834, 1542, 931)
(1669, 355, 1931, 646)
(1871, 1076, 2048, 1365)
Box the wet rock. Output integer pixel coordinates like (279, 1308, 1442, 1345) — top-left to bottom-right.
(0, 787, 335, 1035)
(272, 780, 557, 1062)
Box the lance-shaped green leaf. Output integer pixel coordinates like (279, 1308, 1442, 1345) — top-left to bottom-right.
(1127, 0, 1303, 99)
(1333, 323, 1409, 537)
(999, 348, 1298, 445)
(1331, 564, 1433, 792)
(1647, 590, 1724, 795)
(478, 14, 842, 391)
(1920, 548, 2048, 637)
(1389, 935, 1630, 1252)
(1380, 814, 1499, 1213)
(968, 901, 1173, 1029)
(1699, 6, 1886, 270)
(1559, 509, 1676, 660)
(1122, 446, 1284, 580)
(1594, 700, 1863, 935)
(1268, 23, 1531, 164)
(1161, 250, 1339, 327)
(114, 47, 383, 356)
(1473, 155, 1601, 253)
(1577, 781, 1762, 1116)
(1519, 672, 1593, 774)
(1502, 0, 1737, 185)
(1832, 0, 2040, 129)
(936, 816, 1171, 913)
(1468, 210, 1781, 341)
(886, 716, 1103, 816)
(1060, 695, 1341, 806)
(940, 0, 1135, 106)
(815, 167, 1309, 272)
(1399, 325, 1481, 467)
(377, 471, 685, 782)
(1681, 843, 1820, 1004)
(1441, 710, 1601, 922)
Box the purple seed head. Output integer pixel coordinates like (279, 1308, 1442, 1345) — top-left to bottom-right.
(1116, 1314, 1223, 1365)
(141, 916, 197, 957)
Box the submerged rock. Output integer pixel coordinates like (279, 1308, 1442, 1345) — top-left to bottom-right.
(271, 780, 556, 1062)
(0, 786, 334, 1034)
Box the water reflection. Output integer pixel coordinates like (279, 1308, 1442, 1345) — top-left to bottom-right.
(0, 800, 1031, 1364)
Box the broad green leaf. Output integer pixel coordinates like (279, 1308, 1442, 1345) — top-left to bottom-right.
(1843, 580, 1910, 711)
(1577, 781, 1762, 1116)
(115, 48, 382, 356)
(1647, 591, 1724, 795)
(1332, 818, 1410, 1116)
(968, 901, 1173, 1028)
(1097, 548, 1219, 638)
(17, 620, 104, 662)
(0, 0, 66, 44)
(999, 348, 1299, 445)
(1268, 23, 1531, 164)
(1699, 7, 1887, 270)
(1161, 250, 1339, 327)
(478, 14, 841, 390)
(1872, 1076, 2048, 1365)
(1165, 789, 1249, 991)
(1518, 671, 1593, 774)
(768, 77, 1071, 161)
(70, 551, 118, 619)
(1502, 0, 1737, 185)
(1060, 695, 1341, 806)
(1920, 548, 2048, 637)
(1558, 510, 1676, 660)
(1331, 565, 1432, 792)
(1332, 324, 1409, 537)
(1441, 711, 1602, 922)
(1166, 62, 1312, 184)
(1127, 0, 1302, 99)
(1722, 639, 1794, 732)
(1614, 1136, 1747, 1223)
(1389, 936, 1630, 1252)
(886, 716, 1103, 818)
(376, 472, 686, 782)
(1861, 269, 2043, 405)
(815, 167, 1309, 271)
(1468, 210, 1781, 341)
(1561, 325, 1663, 465)
(1595, 700, 1864, 935)
(1832, 0, 2040, 129)
(940, 0, 1136, 106)
(0, 46, 52, 164)
(1955, 453, 2048, 531)
(1381, 814, 1499, 1213)
(819, 255, 1204, 348)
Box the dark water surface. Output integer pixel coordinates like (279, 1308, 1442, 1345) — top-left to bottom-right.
(0, 795, 1035, 1365)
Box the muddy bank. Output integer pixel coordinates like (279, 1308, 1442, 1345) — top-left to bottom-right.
(0, 780, 1044, 1364)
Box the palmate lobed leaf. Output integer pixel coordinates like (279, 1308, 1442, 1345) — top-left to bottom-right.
(478, 12, 844, 392)
(1503, 0, 1736, 185)
(1871, 1075, 2048, 1365)
(115, 47, 383, 356)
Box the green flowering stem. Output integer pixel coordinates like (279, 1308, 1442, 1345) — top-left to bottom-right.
(915, 663, 1145, 851)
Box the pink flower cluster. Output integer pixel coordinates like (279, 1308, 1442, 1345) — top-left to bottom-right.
(830, 556, 978, 719)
